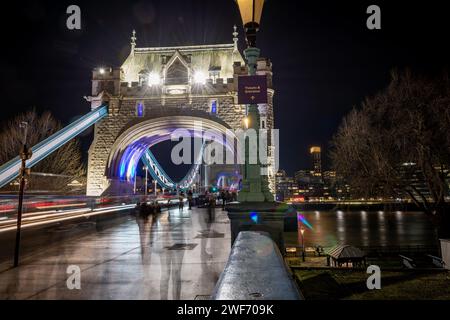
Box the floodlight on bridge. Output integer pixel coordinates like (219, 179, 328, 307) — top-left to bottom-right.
(193, 71, 207, 85)
(148, 72, 161, 86)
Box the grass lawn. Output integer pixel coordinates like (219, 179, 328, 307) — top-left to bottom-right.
(294, 269, 450, 300)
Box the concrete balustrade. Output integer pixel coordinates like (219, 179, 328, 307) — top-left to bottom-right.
(212, 231, 303, 300)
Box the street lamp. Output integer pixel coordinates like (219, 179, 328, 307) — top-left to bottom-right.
(14, 122, 32, 267)
(300, 225, 305, 262)
(143, 166, 148, 196)
(235, 0, 273, 202)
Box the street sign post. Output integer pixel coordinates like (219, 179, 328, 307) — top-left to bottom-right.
(237, 75, 268, 104)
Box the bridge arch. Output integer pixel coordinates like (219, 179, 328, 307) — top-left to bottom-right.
(103, 109, 240, 195)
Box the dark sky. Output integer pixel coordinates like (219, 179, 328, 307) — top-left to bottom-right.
(0, 0, 449, 177)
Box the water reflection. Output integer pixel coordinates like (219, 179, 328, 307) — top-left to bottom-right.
(360, 211, 369, 247)
(296, 210, 437, 248)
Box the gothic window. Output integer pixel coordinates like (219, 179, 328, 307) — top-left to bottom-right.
(261, 116, 267, 129)
(166, 58, 188, 85)
(138, 70, 149, 86)
(209, 66, 221, 83)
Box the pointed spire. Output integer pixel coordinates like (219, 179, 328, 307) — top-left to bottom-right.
(131, 29, 137, 54)
(233, 25, 239, 52)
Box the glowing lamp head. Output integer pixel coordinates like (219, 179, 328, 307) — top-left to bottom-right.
(193, 71, 207, 85)
(235, 0, 264, 26)
(148, 72, 161, 86)
(99, 68, 105, 75)
(235, 0, 265, 47)
(243, 117, 250, 129)
(300, 225, 305, 235)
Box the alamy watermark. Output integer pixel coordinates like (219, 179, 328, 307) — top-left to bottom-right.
(367, 5, 381, 30)
(366, 265, 381, 290)
(169, 121, 279, 175)
(66, 265, 81, 290)
(66, 5, 81, 30)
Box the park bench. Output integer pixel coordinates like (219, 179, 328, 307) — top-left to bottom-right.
(399, 255, 416, 269)
(427, 254, 445, 268)
(305, 247, 316, 256)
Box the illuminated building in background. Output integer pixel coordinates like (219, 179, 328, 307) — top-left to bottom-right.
(310, 146, 322, 177)
(275, 170, 299, 202)
(291, 148, 353, 201)
(294, 170, 310, 183)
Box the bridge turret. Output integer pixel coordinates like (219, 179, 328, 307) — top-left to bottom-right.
(256, 58, 273, 89)
(92, 67, 123, 96)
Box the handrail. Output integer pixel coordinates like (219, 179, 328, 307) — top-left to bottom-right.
(0, 106, 108, 188)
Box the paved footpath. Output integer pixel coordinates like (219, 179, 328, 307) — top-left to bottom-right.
(0, 207, 231, 300)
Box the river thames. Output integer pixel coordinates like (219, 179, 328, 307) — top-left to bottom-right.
(292, 210, 437, 248)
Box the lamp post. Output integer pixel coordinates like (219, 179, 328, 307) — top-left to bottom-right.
(154, 180, 157, 197)
(14, 122, 32, 267)
(300, 225, 305, 262)
(143, 166, 148, 196)
(235, 0, 273, 202)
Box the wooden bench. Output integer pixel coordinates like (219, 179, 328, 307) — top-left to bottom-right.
(399, 255, 416, 269)
(305, 247, 316, 256)
(427, 254, 445, 268)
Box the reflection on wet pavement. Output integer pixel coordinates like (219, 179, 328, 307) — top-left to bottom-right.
(0, 206, 231, 300)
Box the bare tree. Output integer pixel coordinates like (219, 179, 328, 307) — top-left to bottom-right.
(331, 70, 450, 237)
(0, 109, 85, 192)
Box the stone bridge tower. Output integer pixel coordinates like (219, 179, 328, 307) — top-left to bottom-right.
(86, 28, 276, 196)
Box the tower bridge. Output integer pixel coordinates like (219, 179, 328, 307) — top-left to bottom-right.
(86, 28, 276, 196)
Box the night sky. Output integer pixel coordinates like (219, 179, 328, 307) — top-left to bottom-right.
(0, 0, 449, 177)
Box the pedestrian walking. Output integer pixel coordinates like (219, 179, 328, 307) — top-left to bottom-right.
(187, 190, 193, 210)
(179, 193, 184, 211)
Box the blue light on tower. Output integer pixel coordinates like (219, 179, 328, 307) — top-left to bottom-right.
(137, 103, 144, 117)
(211, 100, 217, 114)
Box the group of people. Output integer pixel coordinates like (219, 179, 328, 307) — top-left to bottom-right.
(203, 189, 237, 210)
(177, 189, 238, 211)
(136, 201, 161, 216)
(137, 188, 237, 216)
